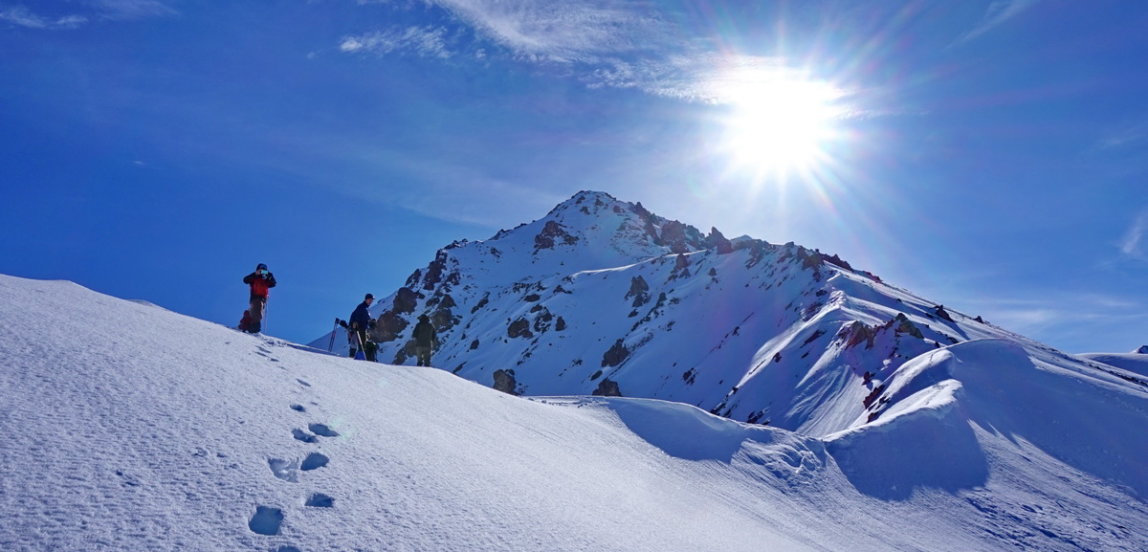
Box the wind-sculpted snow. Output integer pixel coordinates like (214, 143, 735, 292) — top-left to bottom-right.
(828, 339, 1148, 502)
(4, 274, 1148, 551)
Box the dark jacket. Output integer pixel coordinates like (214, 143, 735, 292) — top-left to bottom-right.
(413, 319, 436, 348)
(243, 272, 277, 300)
(349, 301, 372, 330)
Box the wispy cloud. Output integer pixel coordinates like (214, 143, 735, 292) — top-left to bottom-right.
(89, 0, 178, 21)
(1121, 210, 1148, 259)
(953, 0, 1040, 46)
(340, 26, 455, 59)
(1099, 120, 1148, 150)
(340, 1, 866, 113)
(0, 6, 87, 29)
(0, 1, 175, 29)
(958, 292, 1147, 347)
(428, 0, 670, 63)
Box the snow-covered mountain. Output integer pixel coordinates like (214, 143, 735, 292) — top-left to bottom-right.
(3, 272, 1147, 551)
(320, 190, 1148, 440)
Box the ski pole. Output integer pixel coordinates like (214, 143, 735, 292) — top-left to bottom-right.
(354, 328, 366, 360)
(327, 318, 339, 352)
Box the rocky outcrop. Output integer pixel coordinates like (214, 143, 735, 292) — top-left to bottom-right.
(492, 369, 519, 395)
(370, 311, 408, 343)
(625, 276, 650, 307)
(534, 220, 578, 251)
(393, 287, 418, 314)
(508, 318, 533, 339)
(706, 227, 733, 254)
(592, 378, 622, 397)
(602, 339, 630, 367)
(934, 305, 954, 322)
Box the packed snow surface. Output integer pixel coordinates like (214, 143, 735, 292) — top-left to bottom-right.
(2, 274, 1147, 551)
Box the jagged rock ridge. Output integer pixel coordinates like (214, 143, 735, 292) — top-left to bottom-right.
(316, 190, 1146, 439)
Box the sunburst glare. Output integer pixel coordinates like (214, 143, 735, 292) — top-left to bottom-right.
(709, 65, 851, 185)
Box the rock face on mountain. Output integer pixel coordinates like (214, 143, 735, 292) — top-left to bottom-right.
(318, 190, 1144, 438)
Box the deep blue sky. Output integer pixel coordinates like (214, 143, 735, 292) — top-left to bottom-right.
(2, 1, 1145, 353)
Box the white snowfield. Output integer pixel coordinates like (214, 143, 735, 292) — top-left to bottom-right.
(1, 274, 1146, 551)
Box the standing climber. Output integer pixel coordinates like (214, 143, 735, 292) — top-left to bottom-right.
(348, 293, 374, 359)
(412, 314, 437, 367)
(240, 263, 276, 333)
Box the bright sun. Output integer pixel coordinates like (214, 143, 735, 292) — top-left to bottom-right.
(716, 70, 845, 181)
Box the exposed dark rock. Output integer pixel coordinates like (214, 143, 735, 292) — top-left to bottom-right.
(422, 251, 449, 291)
(555, 317, 567, 331)
(625, 276, 650, 307)
(843, 321, 877, 349)
(674, 253, 690, 271)
(492, 369, 519, 395)
(602, 339, 630, 367)
(934, 305, 954, 322)
(370, 311, 408, 343)
(706, 227, 733, 254)
(682, 368, 696, 385)
(471, 293, 490, 314)
(404, 269, 422, 288)
(863, 384, 887, 408)
(661, 220, 690, 253)
(534, 220, 579, 251)
(436, 294, 457, 309)
(431, 308, 456, 332)
(524, 293, 541, 302)
(801, 329, 827, 347)
(892, 313, 924, 339)
(393, 287, 419, 314)
(821, 252, 853, 271)
(592, 378, 623, 397)
(533, 309, 555, 333)
(470, 339, 480, 350)
(508, 318, 533, 339)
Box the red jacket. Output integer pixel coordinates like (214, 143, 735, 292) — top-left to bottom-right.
(243, 272, 277, 299)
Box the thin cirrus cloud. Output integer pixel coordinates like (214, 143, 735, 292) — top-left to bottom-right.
(1121, 211, 1148, 259)
(0, 0, 174, 29)
(340, 26, 455, 59)
(953, 0, 1041, 46)
(341, 0, 858, 109)
(0, 5, 87, 29)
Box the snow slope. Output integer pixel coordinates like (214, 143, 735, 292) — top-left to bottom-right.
(1080, 350, 1148, 378)
(3, 274, 1147, 551)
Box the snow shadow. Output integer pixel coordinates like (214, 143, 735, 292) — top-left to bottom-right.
(827, 400, 990, 501)
(308, 423, 339, 438)
(604, 398, 774, 462)
(301, 452, 329, 471)
(248, 506, 284, 536)
(954, 341, 1148, 499)
(292, 428, 318, 443)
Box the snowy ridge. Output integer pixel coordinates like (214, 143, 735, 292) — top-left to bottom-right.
(320, 191, 1147, 442)
(3, 273, 1148, 550)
